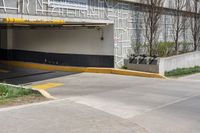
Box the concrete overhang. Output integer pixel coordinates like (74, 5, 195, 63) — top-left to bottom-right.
(0, 14, 114, 27)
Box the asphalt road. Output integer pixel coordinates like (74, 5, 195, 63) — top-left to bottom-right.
(1, 72, 200, 133)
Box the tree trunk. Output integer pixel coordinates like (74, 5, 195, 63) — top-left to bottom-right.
(175, 35, 179, 54)
(175, 15, 180, 55)
(194, 35, 197, 51)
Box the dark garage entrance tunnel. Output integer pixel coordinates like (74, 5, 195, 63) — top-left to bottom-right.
(0, 24, 114, 68)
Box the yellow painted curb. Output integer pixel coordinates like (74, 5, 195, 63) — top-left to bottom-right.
(33, 89, 57, 100)
(111, 69, 165, 79)
(0, 60, 166, 79)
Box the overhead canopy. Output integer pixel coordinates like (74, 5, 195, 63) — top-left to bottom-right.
(0, 18, 113, 27)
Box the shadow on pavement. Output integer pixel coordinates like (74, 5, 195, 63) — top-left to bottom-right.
(0, 64, 78, 85)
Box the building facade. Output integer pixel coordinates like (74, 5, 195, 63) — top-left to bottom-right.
(0, 0, 196, 68)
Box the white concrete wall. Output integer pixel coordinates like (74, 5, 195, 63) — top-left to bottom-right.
(123, 0, 194, 11)
(12, 25, 114, 56)
(159, 52, 200, 75)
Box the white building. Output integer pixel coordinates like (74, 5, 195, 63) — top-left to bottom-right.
(0, 0, 198, 68)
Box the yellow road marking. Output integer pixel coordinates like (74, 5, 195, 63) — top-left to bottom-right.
(0, 69, 9, 73)
(32, 83, 64, 90)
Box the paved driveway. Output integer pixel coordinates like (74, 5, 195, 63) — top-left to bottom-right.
(179, 73, 200, 81)
(0, 64, 77, 85)
(1, 73, 200, 133)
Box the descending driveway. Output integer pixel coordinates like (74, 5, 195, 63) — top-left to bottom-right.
(0, 64, 77, 85)
(1, 72, 200, 133)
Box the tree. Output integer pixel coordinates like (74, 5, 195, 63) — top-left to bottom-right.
(189, 0, 200, 51)
(143, 0, 165, 56)
(171, 0, 188, 54)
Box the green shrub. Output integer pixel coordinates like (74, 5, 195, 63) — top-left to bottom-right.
(121, 65, 127, 69)
(0, 85, 33, 99)
(131, 41, 192, 57)
(156, 42, 176, 57)
(0, 86, 9, 98)
(179, 41, 192, 53)
(165, 66, 200, 77)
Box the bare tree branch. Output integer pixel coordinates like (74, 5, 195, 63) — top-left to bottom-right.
(189, 0, 200, 51)
(171, 0, 189, 54)
(143, 0, 164, 56)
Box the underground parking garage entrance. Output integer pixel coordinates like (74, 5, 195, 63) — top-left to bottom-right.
(0, 21, 114, 68)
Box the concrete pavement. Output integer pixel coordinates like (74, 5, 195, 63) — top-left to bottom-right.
(133, 95, 200, 133)
(179, 73, 200, 81)
(1, 72, 200, 133)
(0, 99, 147, 133)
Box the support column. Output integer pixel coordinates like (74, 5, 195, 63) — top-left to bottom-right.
(0, 28, 14, 60)
(0, 29, 8, 49)
(6, 28, 13, 49)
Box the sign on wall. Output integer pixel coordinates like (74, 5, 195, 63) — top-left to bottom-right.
(48, 0, 88, 10)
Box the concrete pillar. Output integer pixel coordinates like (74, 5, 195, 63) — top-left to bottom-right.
(6, 28, 13, 49)
(0, 30, 2, 48)
(0, 29, 8, 49)
(0, 28, 14, 49)
(0, 28, 12, 60)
